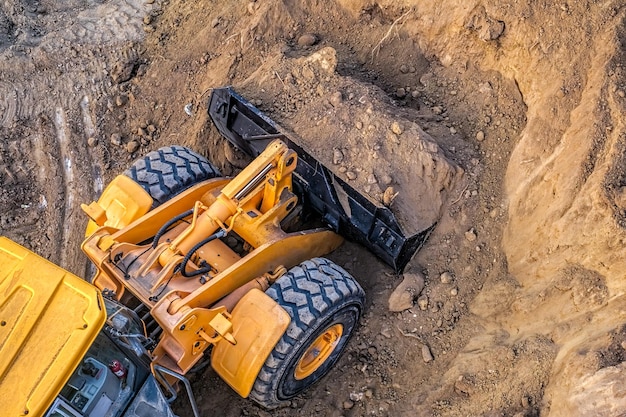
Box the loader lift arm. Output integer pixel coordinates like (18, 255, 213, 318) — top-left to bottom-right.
(208, 86, 433, 273)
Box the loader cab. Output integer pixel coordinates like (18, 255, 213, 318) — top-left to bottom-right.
(44, 298, 154, 417)
(0, 237, 174, 417)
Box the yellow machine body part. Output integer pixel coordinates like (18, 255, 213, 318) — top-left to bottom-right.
(211, 289, 290, 397)
(83, 174, 154, 236)
(0, 237, 106, 417)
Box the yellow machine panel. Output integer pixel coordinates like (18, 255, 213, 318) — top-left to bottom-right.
(211, 289, 290, 397)
(0, 237, 106, 417)
(83, 174, 153, 236)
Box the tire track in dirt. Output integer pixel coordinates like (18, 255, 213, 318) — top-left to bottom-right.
(0, 0, 154, 273)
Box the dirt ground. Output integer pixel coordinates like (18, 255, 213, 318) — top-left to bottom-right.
(3, 0, 626, 416)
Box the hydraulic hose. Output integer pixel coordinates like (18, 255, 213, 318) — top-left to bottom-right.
(180, 229, 227, 278)
(152, 209, 194, 249)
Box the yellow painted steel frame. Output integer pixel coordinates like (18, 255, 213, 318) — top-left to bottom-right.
(80, 140, 345, 390)
(82, 177, 230, 299)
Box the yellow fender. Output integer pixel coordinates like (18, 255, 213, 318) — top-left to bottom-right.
(82, 175, 153, 237)
(211, 289, 290, 397)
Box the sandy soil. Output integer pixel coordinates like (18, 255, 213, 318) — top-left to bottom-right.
(3, 0, 626, 416)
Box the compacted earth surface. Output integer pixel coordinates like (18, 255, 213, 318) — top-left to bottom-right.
(3, 1, 626, 416)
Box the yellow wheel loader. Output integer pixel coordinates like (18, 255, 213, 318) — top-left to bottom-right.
(0, 88, 432, 417)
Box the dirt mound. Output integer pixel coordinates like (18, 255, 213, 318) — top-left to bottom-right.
(238, 45, 464, 235)
(3, 0, 626, 416)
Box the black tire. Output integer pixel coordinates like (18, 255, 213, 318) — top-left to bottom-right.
(249, 258, 365, 409)
(124, 145, 220, 207)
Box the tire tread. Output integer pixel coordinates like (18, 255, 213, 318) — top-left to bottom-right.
(124, 145, 220, 207)
(249, 258, 365, 408)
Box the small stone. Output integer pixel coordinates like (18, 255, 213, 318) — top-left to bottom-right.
(332, 148, 344, 165)
(297, 33, 317, 47)
(395, 87, 406, 98)
(521, 395, 530, 408)
(399, 64, 409, 73)
(211, 17, 220, 28)
(388, 272, 425, 312)
(450, 287, 458, 296)
(440, 271, 453, 284)
(87, 137, 98, 147)
(110, 133, 123, 146)
(346, 171, 357, 180)
(330, 91, 343, 107)
(489, 208, 499, 218)
(411, 90, 420, 98)
(382, 186, 397, 207)
(432, 106, 443, 115)
(350, 392, 364, 402)
(143, 15, 152, 25)
(465, 228, 477, 242)
(338, 166, 347, 173)
(381, 174, 393, 186)
(476, 130, 485, 141)
(449, 90, 457, 96)
(391, 121, 403, 135)
(417, 295, 429, 311)
(422, 344, 434, 363)
(126, 140, 140, 153)
(365, 389, 373, 398)
(367, 173, 377, 184)
(343, 400, 354, 410)
(449, 126, 457, 134)
(355, 121, 363, 130)
(619, 90, 625, 98)
(115, 95, 128, 107)
(137, 127, 147, 137)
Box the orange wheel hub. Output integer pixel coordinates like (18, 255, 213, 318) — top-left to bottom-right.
(294, 324, 344, 380)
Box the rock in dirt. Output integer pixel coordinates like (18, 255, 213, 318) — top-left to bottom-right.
(126, 140, 140, 153)
(298, 33, 318, 47)
(465, 228, 477, 241)
(382, 186, 398, 207)
(332, 148, 344, 165)
(422, 344, 434, 362)
(110, 133, 122, 146)
(330, 91, 343, 106)
(391, 121, 403, 135)
(440, 271, 453, 284)
(476, 130, 485, 141)
(388, 272, 425, 312)
(111, 60, 137, 84)
(87, 137, 98, 147)
(417, 295, 429, 311)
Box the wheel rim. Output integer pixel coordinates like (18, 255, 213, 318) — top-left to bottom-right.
(294, 324, 344, 380)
